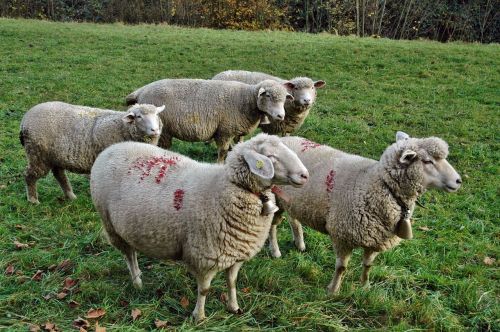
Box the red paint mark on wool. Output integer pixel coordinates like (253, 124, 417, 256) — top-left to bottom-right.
(173, 189, 185, 210)
(300, 139, 321, 152)
(325, 169, 336, 193)
(128, 155, 180, 183)
(271, 185, 290, 203)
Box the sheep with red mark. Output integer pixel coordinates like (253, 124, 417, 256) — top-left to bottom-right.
(125, 78, 293, 163)
(90, 133, 309, 321)
(267, 132, 462, 294)
(212, 70, 326, 138)
(19, 101, 164, 204)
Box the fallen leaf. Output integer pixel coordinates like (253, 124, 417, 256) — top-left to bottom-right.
(63, 277, 78, 289)
(119, 300, 129, 307)
(5, 264, 15, 275)
(43, 294, 53, 301)
(72, 317, 90, 330)
(85, 308, 106, 319)
(28, 323, 41, 332)
(220, 292, 228, 303)
(14, 240, 29, 250)
(180, 296, 189, 309)
(56, 259, 73, 272)
(0, 184, 6, 189)
(418, 226, 431, 231)
(483, 256, 496, 266)
(15, 224, 25, 230)
(242, 287, 250, 293)
(154, 319, 168, 329)
(31, 270, 44, 281)
(145, 264, 154, 270)
(68, 300, 80, 308)
(95, 321, 106, 332)
(47, 265, 57, 271)
(42, 322, 57, 331)
(131, 308, 142, 321)
(56, 291, 68, 300)
(155, 288, 164, 298)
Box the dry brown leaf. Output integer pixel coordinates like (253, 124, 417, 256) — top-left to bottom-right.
(85, 308, 106, 319)
(220, 292, 228, 303)
(5, 264, 15, 275)
(418, 226, 431, 231)
(63, 277, 78, 289)
(119, 300, 129, 307)
(28, 323, 41, 332)
(68, 300, 81, 309)
(179, 296, 189, 309)
(42, 321, 57, 331)
(47, 264, 57, 271)
(131, 308, 142, 321)
(56, 291, 68, 300)
(145, 264, 154, 270)
(154, 319, 168, 329)
(43, 294, 53, 301)
(72, 317, 90, 330)
(31, 270, 44, 281)
(15, 224, 25, 230)
(14, 240, 29, 250)
(95, 321, 106, 332)
(483, 256, 496, 266)
(242, 287, 251, 293)
(56, 259, 73, 272)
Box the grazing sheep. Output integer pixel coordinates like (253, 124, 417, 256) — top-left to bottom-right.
(267, 132, 462, 294)
(90, 133, 309, 321)
(20, 101, 164, 204)
(212, 70, 326, 137)
(125, 78, 294, 163)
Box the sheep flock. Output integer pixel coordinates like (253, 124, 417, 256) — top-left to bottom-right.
(18, 69, 462, 321)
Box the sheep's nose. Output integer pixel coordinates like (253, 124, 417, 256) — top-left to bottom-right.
(456, 178, 462, 184)
(300, 173, 308, 180)
(276, 114, 284, 120)
(303, 98, 311, 105)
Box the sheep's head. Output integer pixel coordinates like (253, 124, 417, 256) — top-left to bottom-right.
(395, 131, 462, 193)
(123, 104, 165, 138)
(283, 77, 326, 112)
(256, 80, 294, 122)
(228, 134, 309, 191)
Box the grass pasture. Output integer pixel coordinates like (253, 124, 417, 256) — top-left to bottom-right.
(0, 18, 499, 331)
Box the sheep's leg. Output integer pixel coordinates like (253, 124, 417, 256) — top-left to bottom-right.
(360, 249, 379, 287)
(290, 218, 306, 252)
(268, 212, 285, 258)
(215, 138, 231, 164)
(52, 167, 76, 200)
(192, 270, 217, 322)
(327, 247, 352, 295)
(25, 161, 50, 204)
(124, 248, 143, 289)
(225, 262, 244, 314)
(158, 132, 173, 149)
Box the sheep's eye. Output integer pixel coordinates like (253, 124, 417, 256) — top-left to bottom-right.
(136, 115, 142, 119)
(423, 160, 433, 165)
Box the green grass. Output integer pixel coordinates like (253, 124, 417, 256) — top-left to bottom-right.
(0, 18, 498, 331)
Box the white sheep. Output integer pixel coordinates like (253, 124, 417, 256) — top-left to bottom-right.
(20, 101, 164, 204)
(212, 70, 326, 137)
(267, 132, 462, 294)
(125, 78, 294, 163)
(90, 133, 309, 321)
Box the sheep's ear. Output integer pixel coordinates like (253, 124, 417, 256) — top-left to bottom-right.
(258, 87, 267, 97)
(243, 150, 274, 180)
(399, 149, 418, 164)
(155, 105, 165, 114)
(314, 80, 326, 89)
(283, 82, 295, 91)
(286, 93, 294, 101)
(123, 112, 135, 123)
(396, 131, 410, 142)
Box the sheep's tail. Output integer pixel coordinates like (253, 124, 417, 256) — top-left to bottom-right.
(19, 130, 25, 146)
(125, 87, 142, 106)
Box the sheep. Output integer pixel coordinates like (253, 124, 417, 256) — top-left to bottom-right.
(125, 78, 294, 163)
(90, 133, 309, 321)
(267, 132, 462, 294)
(212, 70, 326, 138)
(19, 101, 164, 204)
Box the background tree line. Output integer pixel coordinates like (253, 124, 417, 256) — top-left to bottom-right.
(1, 0, 498, 43)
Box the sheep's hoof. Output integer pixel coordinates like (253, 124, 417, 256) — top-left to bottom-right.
(28, 197, 40, 204)
(326, 285, 340, 296)
(229, 307, 243, 315)
(295, 242, 306, 252)
(66, 192, 77, 200)
(192, 312, 206, 323)
(132, 279, 143, 290)
(270, 248, 282, 258)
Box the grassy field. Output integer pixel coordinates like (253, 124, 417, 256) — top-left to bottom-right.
(0, 18, 498, 331)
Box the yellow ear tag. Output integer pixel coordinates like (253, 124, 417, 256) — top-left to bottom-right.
(256, 160, 264, 169)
